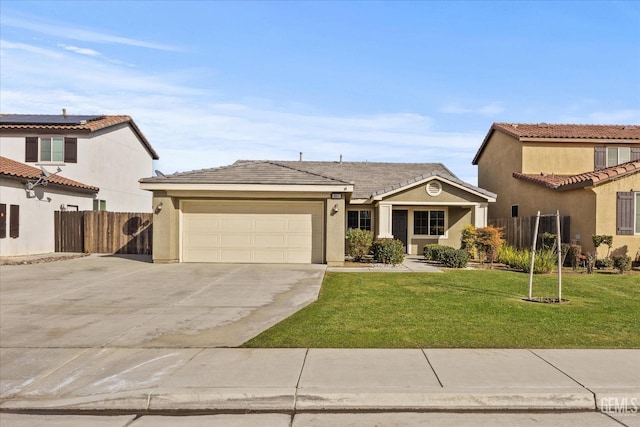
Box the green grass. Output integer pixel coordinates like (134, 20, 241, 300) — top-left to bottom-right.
(243, 270, 640, 348)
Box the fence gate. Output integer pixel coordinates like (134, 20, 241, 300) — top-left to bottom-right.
(55, 211, 153, 254)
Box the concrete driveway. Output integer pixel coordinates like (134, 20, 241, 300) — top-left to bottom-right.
(0, 255, 325, 348)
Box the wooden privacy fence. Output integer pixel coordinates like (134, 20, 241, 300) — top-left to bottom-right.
(55, 211, 153, 254)
(490, 215, 571, 249)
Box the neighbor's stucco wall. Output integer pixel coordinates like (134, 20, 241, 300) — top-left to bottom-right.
(150, 192, 180, 263)
(0, 178, 95, 256)
(477, 131, 523, 220)
(1, 124, 154, 213)
(521, 142, 597, 175)
(593, 176, 640, 260)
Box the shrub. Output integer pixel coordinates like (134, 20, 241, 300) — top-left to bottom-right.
(498, 245, 556, 274)
(540, 232, 557, 251)
(566, 244, 582, 269)
(460, 225, 477, 260)
(595, 257, 614, 270)
(345, 228, 373, 262)
(475, 226, 505, 267)
(612, 255, 632, 274)
(372, 238, 405, 265)
(424, 244, 456, 262)
(592, 235, 613, 259)
(442, 248, 469, 268)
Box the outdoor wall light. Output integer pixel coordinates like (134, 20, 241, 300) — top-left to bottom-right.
(155, 202, 164, 214)
(332, 203, 340, 214)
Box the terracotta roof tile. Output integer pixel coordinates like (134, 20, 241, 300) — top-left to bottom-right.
(0, 114, 159, 160)
(473, 122, 640, 164)
(513, 160, 640, 190)
(493, 123, 640, 140)
(0, 156, 99, 193)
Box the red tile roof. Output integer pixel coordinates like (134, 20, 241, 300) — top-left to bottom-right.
(472, 122, 640, 164)
(0, 156, 99, 193)
(513, 160, 640, 191)
(0, 114, 159, 160)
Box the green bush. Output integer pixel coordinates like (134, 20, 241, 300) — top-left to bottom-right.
(595, 257, 614, 270)
(372, 238, 405, 265)
(345, 228, 373, 261)
(497, 245, 556, 274)
(442, 248, 469, 268)
(612, 255, 632, 274)
(423, 244, 456, 263)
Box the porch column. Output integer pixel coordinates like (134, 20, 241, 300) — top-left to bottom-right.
(474, 203, 488, 227)
(377, 203, 393, 238)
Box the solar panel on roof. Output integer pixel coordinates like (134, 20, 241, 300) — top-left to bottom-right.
(0, 115, 102, 125)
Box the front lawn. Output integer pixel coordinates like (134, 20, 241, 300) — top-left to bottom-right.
(243, 270, 640, 348)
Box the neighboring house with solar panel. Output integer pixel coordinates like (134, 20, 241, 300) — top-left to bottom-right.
(0, 113, 159, 256)
(472, 122, 640, 258)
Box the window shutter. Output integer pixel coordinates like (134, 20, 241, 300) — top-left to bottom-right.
(9, 205, 19, 238)
(631, 147, 640, 161)
(25, 137, 38, 162)
(64, 137, 77, 163)
(616, 192, 634, 235)
(0, 204, 6, 239)
(594, 146, 606, 169)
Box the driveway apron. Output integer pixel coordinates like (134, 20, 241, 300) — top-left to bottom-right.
(0, 255, 326, 348)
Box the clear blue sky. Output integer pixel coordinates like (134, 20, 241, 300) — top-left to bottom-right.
(1, 1, 639, 184)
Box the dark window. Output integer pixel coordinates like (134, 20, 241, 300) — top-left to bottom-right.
(429, 210, 445, 236)
(414, 210, 445, 236)
(9, 205, 19, 238)
(0, 204, 6, 238)
(511, 205, 519, 217)
(347, 210, 371, 231)
(414, 211, 429, 235)
(616, 192, 634, 235)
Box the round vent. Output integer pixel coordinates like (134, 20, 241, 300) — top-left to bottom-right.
(426, 181, 442, 197)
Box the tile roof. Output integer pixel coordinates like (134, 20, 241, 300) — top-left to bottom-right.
(0, 156, 99, 193)
(472, 122, 640, 164)
(0, 114, 159, 160)
(513, 160, 640, 191)
(141, 160, 495, 200)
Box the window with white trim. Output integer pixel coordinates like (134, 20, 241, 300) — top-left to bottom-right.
(414, 210, 445, 236)
(93, 199, 107, 211)
(40, 137, 65, 162)
(607, 147, 631, 167)
(616, 191, 639, 235)
(347, 210, 371, 231)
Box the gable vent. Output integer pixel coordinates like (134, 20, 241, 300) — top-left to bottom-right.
(426, 181, 442, 197)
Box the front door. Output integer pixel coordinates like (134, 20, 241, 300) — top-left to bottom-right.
(392, 210, 408, 252)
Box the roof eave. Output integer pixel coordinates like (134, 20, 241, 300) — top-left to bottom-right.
(139, 182, 354, 193)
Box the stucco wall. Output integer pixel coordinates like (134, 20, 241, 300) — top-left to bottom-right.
(522, 143, 598, 174)
(150, 191, 346, 265)
(593, 177, 640, 260)
(0, 178, 95, 256)
(408, 206, 471, 254)
(477, 132, 523, 219)
(385, 180, 487, 204)
(1, 124, 154, 213)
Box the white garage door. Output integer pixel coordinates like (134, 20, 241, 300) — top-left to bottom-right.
(182, 201, 323, 263)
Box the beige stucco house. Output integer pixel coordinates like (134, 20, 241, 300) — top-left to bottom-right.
(0, 113, 159, 256)
(140, 160, 496, 265)
(472, 123, 640, 258)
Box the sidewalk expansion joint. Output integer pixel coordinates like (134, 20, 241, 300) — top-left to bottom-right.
(421, 349, 443, 388)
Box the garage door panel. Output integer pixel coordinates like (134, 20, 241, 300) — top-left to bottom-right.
(182, 201, 322, 263)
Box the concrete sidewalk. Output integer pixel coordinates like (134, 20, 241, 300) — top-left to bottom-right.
(1, 348, 638, 415)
